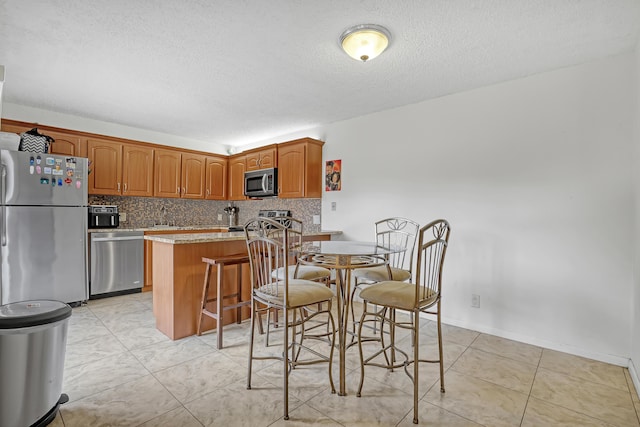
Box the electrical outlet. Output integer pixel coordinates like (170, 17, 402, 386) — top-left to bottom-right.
(471, 294, 480, 308)
(313, 215, 321, 225)
(119, 212, 127, 222)
(331, 202, 337, 211)
(217, 214, 223, 221)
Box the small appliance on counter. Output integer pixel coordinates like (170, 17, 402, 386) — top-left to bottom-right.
(88, 205, 119, 229)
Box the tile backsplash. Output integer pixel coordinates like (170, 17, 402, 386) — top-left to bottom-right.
(88, 196, 322, 233)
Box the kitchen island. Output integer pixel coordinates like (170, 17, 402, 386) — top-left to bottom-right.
(145, 230, 340, 340)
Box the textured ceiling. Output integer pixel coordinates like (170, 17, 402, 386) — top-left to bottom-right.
(0, 0, 639, 149)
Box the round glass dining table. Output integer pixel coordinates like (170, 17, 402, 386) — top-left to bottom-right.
(298, 240, 403, 396)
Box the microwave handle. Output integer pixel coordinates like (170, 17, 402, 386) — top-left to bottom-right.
(262, 174, 267, 192)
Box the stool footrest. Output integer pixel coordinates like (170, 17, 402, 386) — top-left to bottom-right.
(202, 254, 249, 266)
(204, 293, 242, 305)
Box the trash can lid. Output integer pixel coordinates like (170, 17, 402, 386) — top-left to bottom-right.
(0, 300, 72, 329)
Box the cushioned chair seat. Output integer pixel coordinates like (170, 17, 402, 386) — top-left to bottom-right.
(256, 279, 334, 308)
(272, 265, 331, 281)
(359, 281, 435, 311)
(353, 265, 411, 282)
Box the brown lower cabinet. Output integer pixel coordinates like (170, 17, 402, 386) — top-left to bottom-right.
(143, 229, 224, 292)
(150, 233, 331, 340)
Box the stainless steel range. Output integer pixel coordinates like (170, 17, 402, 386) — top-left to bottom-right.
(228, 210, 291, 232)
(258, 209, 291, 221)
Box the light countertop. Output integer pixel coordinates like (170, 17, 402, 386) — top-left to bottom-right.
(144, 230, 341, 245)
(88, 224, 228, 233)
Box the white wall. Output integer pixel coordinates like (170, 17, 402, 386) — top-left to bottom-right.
(2, 102, 228, 155)
(632, 41, 640, 391)
(318, 53, 637, 365)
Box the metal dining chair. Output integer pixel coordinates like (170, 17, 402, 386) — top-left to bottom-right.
(350, 217, 420, 337)
(356, 219, 451, 424)
(262, 217, 332, 345)
(244, 218, 336, 421)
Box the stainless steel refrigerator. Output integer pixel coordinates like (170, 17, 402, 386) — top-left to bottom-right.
(1, 150, 88, 305)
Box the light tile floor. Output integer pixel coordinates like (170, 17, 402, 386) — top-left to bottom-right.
(47, 292, 640, 427)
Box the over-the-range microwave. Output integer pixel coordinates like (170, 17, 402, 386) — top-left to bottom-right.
(244, 167, 278, 198)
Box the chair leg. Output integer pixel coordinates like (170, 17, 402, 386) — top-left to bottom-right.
(247, 298, 256, 391)
(413, 309, 420, 424)
(356, 302, 367, 397)
(283, 308, 290, 421)
(437, 301, 445, 393)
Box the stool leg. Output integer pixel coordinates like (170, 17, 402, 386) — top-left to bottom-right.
(197, 263, 211, 336)
(236, 263, 242, 324)
(216, 262, 224, 349)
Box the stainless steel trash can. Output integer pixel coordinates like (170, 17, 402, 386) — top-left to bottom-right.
(0, 300, 72, 427)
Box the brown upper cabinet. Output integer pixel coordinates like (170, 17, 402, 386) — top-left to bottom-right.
(87, 138, 154, 196)
(154, 149, 181, 198)
(278, 138, 324, 198)
(245, 145, 277, 171)
(46, 130, 86, 157)
(154, 149, 207, 199)
(1, 122, 85, 157)
(2, 119, 325, 200)
(181, 152, 206, 199)
(228, 154, 247, 201)
(205, 155, 228, 200)
(87, 138, 122, 195)
(122, 145, 154, 196)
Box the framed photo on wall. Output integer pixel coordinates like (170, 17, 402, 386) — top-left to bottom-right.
(325, 159, 341, 191)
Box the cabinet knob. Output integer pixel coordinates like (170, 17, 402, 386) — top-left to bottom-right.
(124, 183, 127, 192)
(117, 183, 121, 192)
(177, 187, 180, 194)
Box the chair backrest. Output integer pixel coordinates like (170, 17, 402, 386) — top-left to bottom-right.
(244, 217, 290, 306)
(374, 217, 420, 273)
(265, 217, 303, 264)
(414, 219, 451, 307)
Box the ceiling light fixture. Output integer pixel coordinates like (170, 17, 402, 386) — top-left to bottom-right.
(340, 24, 391, 62)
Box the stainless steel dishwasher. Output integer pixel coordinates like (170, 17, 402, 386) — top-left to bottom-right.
(90, 231, 144, 298)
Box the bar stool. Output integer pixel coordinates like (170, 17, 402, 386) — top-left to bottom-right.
(196, 253, 251, 349)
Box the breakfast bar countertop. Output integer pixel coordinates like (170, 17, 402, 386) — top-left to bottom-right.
(88, 224, 229, 233)
(144, 230, 342, 245)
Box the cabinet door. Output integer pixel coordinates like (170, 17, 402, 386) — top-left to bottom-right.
(228, 155, 247, 200)
(181, 153, 206, 199)
(205, 156, 228, 200)
(246, 146, 277, 171)
(87, 138, 122, 195)
(123, 144, 154, 197)
(277, 139, 323, 198)
(257, 147, 277, 169)
(154, 149, 181, 198)
(47, 130, 85, 157)
(277, 143, 305, 198)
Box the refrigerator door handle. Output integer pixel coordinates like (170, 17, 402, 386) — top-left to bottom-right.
(1, 164, 6, 247)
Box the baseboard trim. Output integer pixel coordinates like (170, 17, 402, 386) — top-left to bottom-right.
(629, 359, 640, 400)
(433, 314, 630, 367)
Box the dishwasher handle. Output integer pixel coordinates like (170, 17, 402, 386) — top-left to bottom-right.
(91, 236, 143, 243)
